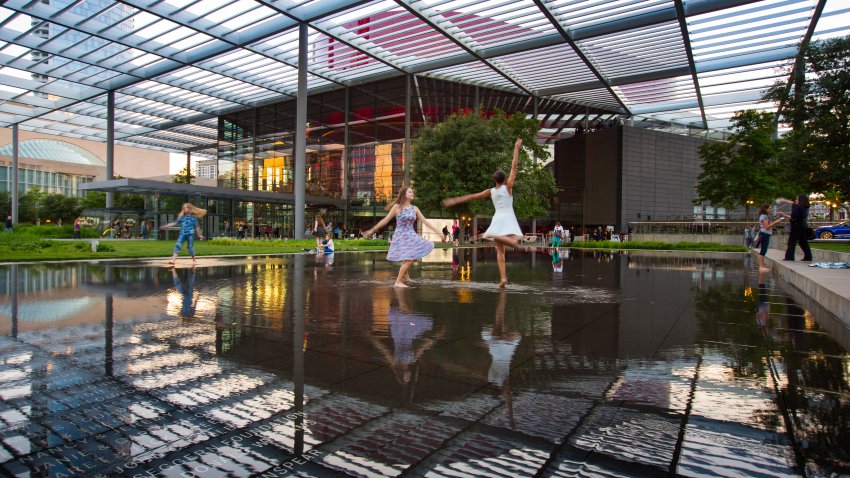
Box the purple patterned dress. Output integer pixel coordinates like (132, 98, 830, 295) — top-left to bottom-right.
(386, 206, 434, 262)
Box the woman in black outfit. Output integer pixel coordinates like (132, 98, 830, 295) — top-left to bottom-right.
(779, 195, 813, 261)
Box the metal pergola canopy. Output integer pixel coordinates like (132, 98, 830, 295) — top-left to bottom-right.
(80, 177, 347, 206)
(0, 0, 847, 154)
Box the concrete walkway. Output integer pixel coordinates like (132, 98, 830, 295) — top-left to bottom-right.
(762, 248, 850, 325)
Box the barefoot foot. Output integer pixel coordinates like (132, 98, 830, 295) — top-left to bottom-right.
(498, 279, 507, 288)
(393, 282, 410, 288)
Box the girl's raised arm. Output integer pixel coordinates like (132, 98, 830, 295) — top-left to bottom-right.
(160, 218, 178, 230)
(362, 204, 400, 237)
(413, 207, 444, 236)
(442, 189, 491, 208)
(506, 138, 522, 193)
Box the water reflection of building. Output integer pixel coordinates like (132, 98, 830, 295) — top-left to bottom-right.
(0, 264, 164, 334)
(1, 254, 848, 474)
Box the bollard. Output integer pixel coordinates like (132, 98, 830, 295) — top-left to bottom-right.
(90, 240, 99, 252)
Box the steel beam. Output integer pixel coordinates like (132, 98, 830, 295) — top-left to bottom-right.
(674, 0, 708, 129)
(392, 0, 535, 96)
(532, 0, 631, 115)
(777, 0, 828, 121)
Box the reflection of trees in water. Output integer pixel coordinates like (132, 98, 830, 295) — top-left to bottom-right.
(693, 282, 850, 473)
(694, 282, 771, 379)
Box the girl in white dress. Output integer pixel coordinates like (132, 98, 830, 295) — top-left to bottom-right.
(443, 138, 524, 287)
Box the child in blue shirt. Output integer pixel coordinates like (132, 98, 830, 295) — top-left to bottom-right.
(161, 203, 206, 265)
(320, 233, 335, 254)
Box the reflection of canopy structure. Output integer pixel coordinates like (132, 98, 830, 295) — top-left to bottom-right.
(0, 0, 847, 154)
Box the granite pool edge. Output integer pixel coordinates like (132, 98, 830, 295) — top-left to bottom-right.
(762, 253, 850, 328)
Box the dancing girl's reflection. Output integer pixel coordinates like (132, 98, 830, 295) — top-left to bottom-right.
(756, 269, 770, 332)
(372, 288, 445, 403)
(483, 290, 520, 429)
(172, 267, 196, 318)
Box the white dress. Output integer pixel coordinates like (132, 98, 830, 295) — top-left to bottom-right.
(482, 327, 521, 387)
(483, 185, 523, 237)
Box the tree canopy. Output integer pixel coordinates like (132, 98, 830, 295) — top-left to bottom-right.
(695, 110, 785, 212)
(173, 166, 195, 185)
(764, 35, 850, 203)
(411, 110, 555, 220)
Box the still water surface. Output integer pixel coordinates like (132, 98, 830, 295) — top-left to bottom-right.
(0, 248, 848, 477)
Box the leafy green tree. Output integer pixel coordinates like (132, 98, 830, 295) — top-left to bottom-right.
(39, 193, 80, 224)
(115, 192, 145, 209)
(412, 110, 555, 225)
(173, 166, 195, 184)
(695, 110, 784, 218)
(79, 191, 106, 209)
(78, 177, 144, 210)
(765, 35, 850, 203)
(18, 187, 45, 223)
(0, 191, 10, 219)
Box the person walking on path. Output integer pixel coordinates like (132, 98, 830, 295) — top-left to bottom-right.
(755, 204, 783, 272)
(443, 138, 524, 287)
(160, 203, 206, 266)
(362, 187, 443, 288)
(73, 218, 81, 239)
(778, 195, 813, 262)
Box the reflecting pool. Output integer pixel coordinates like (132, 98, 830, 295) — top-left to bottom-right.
(0, 248, 848, 477)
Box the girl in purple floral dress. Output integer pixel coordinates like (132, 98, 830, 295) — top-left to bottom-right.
(363, 187, 443, 287)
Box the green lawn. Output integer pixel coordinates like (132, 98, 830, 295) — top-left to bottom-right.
(810, 242, 850, 254)
(0, 237, 407, 262)
(566, 240, 749, 253)
(0, 236, 752, 262)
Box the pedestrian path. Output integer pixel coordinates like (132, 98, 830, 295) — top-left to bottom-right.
(763, 249, 850, 325)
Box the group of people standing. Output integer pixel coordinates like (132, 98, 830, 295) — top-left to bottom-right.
(753, 195, 813, 272)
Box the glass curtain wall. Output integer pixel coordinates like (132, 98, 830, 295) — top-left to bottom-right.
(216, 76, 603, 233)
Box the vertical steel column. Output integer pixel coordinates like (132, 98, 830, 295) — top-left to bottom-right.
(10, 264, 17, 339)
(186, 151, 191, 181)
(532, 96, 539, 235)
(106, 90, 115, 209)
(292, 253, 305, 454)
(251, 108, 258, 238)
(473, 86, 479, 113)
(404, 74, 412, 187)
(294, 23, 308, 239)
(105, 293, 113, 377)
(10, 124, 18, 225)
(343, 86, 350, 228)
(532, 96, 538, 164)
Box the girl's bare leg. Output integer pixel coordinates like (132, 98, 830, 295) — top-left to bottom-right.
(395, 261, 414, 287)
(759, 254, 769, 271)
(495, 241, 507, 287)
(169, 253, 178, 266)
(492, 235, 519, 248)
